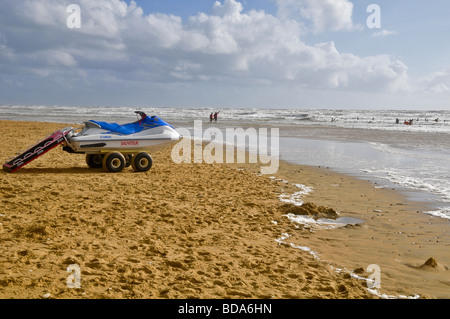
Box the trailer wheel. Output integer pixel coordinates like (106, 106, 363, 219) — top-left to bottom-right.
(86, 154, 104, 169)
(103, 152, 125, 173)
(131, 152, 153, 172)
(124, 154, 132, 167)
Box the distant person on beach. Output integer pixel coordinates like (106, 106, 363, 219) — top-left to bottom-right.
(396, 118, 400, 124)
(214, 111, 220, 122)
(209, 113, 213, 123)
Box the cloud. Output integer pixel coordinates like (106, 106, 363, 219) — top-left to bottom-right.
(371, 29, 397, 38)
(0, 0, 431, 104)
(416, 69, 450, 94)
(212, 0, 243, 18)
(276, 0, 355, 33)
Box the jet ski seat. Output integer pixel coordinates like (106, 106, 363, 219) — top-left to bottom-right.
(90, 116, 172, 135)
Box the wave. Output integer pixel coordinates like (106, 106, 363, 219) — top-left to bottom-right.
(2, 105, 449, 131)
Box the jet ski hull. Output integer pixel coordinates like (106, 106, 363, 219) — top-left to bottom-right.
(67, 133, 180, 154)
(64, 115, 181, 154)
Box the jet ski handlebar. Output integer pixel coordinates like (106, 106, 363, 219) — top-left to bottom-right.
(134, 111, 148, 120)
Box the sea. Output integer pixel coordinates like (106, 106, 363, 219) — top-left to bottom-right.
(1, 105, 449, 220)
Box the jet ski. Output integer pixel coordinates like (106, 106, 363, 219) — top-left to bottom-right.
(63, 111, 181, 172)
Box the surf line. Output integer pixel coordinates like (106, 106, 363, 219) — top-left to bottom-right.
(171, 120, 279, 175)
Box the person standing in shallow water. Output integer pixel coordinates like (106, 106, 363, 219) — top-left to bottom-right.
(214, 111, 220, 122)
(209, 113, 213, 123)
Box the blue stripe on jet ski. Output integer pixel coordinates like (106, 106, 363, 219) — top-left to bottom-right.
(90, 116, 172, 135)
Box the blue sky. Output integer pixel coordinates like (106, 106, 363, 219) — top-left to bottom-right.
(0, 0, 449, 109)
(125, 0, 278, 19)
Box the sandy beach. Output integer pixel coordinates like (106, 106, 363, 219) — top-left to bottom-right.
(0, 120, 448, 299)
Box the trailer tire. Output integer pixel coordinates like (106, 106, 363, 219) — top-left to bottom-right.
(103, 152, 125, 173)
(131, 152, 153, 172)
(124, 154, 132, 167)
(86, 154, 104, 169)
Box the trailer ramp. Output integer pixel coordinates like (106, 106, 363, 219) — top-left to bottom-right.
(3, 128, 72, 173)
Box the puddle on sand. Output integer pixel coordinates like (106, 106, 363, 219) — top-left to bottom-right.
(285, 214, 364, 231)
(317, 217, 364, 226)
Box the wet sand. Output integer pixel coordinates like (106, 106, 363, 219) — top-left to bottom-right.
(0, 120, 448, 299)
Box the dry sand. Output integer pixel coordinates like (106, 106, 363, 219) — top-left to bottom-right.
(0, 120, 448, 299)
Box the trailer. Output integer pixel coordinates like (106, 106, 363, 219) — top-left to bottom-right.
(2, 128, 72, 173)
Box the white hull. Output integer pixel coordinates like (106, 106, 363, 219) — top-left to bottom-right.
(67, 130, 180, 153)
(64, 116, 181, 154)
(69, 138, 179, 153)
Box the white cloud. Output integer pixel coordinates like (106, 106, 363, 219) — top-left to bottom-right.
(37, 50, 77, 68)
(416, 69, 450, 94)
(212, 0, 243, 19)
(372, 29, 397, 38)
(21, 0, 67, 27)
(276, 0, 355, 33)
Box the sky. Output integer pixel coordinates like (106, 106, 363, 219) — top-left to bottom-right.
(0, 0, 449, 109)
